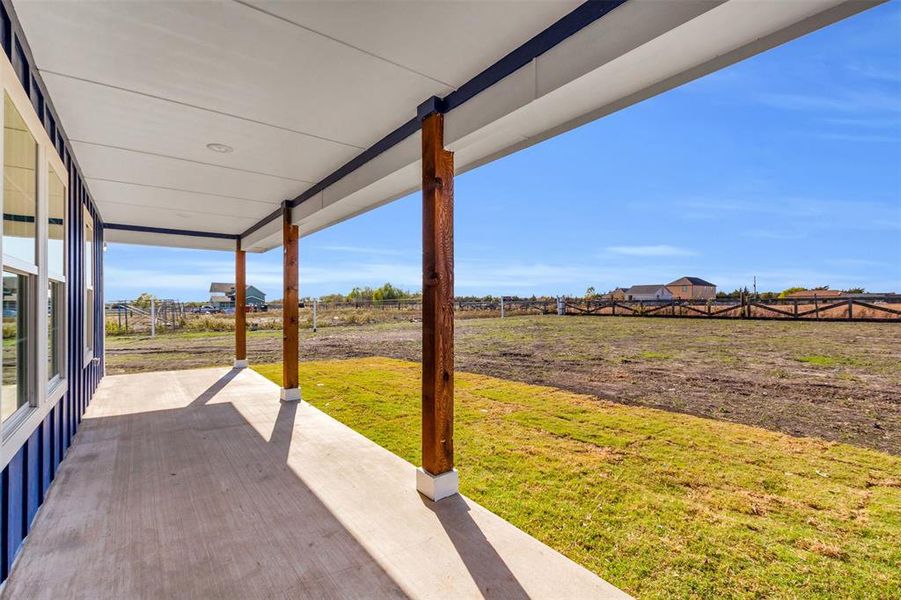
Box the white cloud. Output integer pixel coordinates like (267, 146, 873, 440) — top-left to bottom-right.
(606, 245, 697, 257)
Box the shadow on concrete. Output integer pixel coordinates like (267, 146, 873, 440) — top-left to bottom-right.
(2, 370, 408, 599)
(421, 493, 530, 599)
(188, 367, 242, 407)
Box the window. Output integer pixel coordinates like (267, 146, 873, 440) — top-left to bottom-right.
(3, 93, 36, 265)
(0, 56, 71, 438)
(84, 206, 93, 358)
(2, 271, 31, 424)
(48, 167, 65, 384)
(48, 167, 64, 276)
(2, 92, 38, 427)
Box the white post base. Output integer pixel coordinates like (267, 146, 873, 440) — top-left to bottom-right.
(280, 387, 302, 403)
(416, 467, 459, 502)
(234, 359, 249, 369)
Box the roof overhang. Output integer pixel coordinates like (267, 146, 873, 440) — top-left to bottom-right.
(14, 0, 883, 253)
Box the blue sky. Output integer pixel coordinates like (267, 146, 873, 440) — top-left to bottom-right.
(105, 4, 901, 301)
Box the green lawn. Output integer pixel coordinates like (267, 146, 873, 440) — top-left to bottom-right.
(254, 357, 900, 599)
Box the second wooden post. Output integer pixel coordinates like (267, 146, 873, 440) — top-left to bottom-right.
(235, 241, 247, 368)
(281, 201, 301, 402)
(416, 109, 457, 501)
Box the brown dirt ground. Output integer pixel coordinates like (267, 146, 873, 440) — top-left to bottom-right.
(105, 316, 901, 454)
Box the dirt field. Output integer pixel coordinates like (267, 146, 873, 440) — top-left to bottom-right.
(106, 316, 901, 454)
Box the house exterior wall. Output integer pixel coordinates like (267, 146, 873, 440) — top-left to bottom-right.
(0, 0, 104, 582)
(667, 284, 716, 300)
(246, 287, 266, 306)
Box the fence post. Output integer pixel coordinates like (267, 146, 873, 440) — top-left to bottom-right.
(556, 297, 565, 316)
(313, 299, 318, 332)
(500, 296, 505, 319)
(847, 298, 853, 321)
(150, 298, 156, 337)
(814, 295, 820, 320)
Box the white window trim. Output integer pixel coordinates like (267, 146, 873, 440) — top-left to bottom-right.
(47, 163, 67, 393)
(83, 205, 94, 364)
(0, 45, 70, 470)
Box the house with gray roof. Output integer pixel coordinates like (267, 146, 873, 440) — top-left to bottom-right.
(625, 285, 673, 301)
(209, 282, 267, 308)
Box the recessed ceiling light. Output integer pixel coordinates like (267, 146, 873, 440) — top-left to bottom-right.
(206, 142, 233, 153)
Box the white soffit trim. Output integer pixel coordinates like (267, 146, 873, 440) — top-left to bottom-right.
(240, 0, 877, 253)
(14, 0, 881, 251)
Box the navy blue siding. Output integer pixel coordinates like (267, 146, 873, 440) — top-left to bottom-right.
(0, 0, 105, 582)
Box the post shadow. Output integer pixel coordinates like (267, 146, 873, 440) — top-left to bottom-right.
(188, 367, 242, 407)
(8, 369, 412, 598)
(420, 494, 530, 599)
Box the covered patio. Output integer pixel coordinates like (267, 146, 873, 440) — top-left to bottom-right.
(0, 0, 883, 596)
(0, 367, 627, 599)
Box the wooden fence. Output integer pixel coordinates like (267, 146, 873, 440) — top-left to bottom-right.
(563, 295, 901, 322)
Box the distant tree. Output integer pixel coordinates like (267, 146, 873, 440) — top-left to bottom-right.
(372, 282, 410, 302)
(585, 286, 596, 299)
(318, 293, 346, 303)
(778, 286, 807, 298)
(346, 286, 374, 302)
(132, 292, 157, 308)
(843, 287, 865, 294)
(345, 283, 415, 304)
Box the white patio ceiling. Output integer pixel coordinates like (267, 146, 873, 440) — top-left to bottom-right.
(13, 0, 880, 252)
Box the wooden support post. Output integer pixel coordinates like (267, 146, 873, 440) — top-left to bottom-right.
(416, 110, 457, 502)
(848, 298, 853, 320)
(235, 242, 248, 368)
(281, 202, 301, 402)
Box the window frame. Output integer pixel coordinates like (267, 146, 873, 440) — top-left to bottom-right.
(1, 267, 37, 437)
(0, 45, 69, 465)
(47, 164, 66, 391)
(83, 205, 93, 363)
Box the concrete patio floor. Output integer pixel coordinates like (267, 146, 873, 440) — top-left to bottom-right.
(1, 367, 628, 599)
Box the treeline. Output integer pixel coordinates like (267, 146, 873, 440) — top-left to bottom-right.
(315, 284, 557, 304)
(715, 286, 866, 299)
(317, 283, 417, 303)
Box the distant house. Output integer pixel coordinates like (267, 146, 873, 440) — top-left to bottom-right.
(209, 282, 267, 308)
(602, 288, 627, 300)
(667, 277, 716, 300)
(625, 285, 673, 301)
